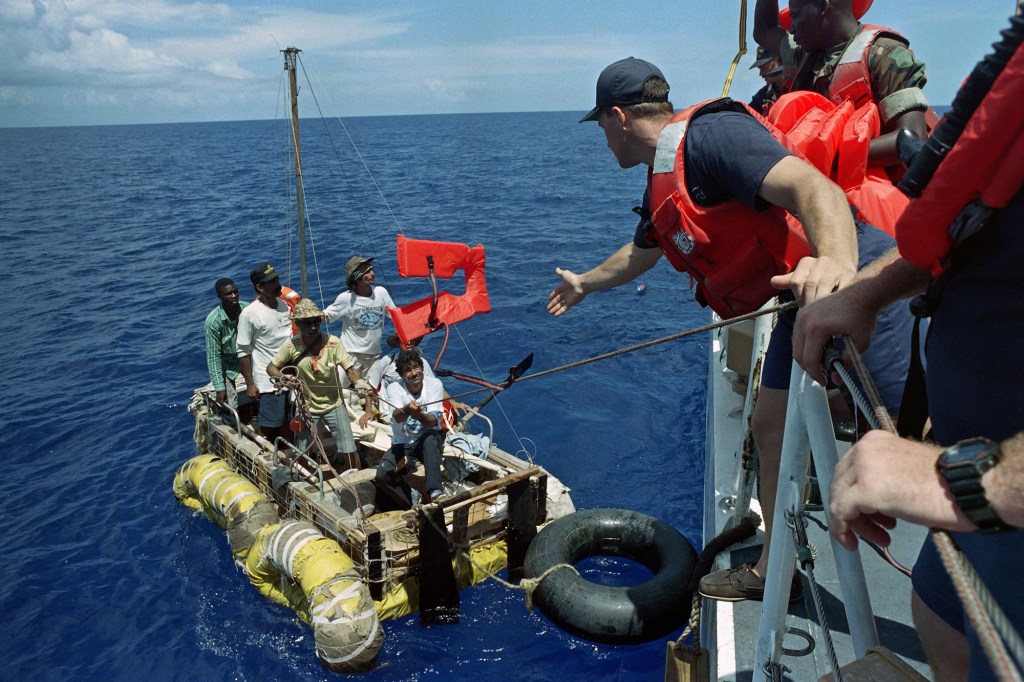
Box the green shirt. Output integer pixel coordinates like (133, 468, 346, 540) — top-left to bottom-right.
(204, 301, 248, 391)
(271, 334, 355, 414)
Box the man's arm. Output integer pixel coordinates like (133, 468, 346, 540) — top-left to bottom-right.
(322, 292, 347, 324)
(759, 155, 858, 305)
(235, 314, 260, 400)
(790, 248, 930, 384)
(830, 430, 1024, 551)
(547, 243, 661, 317)
(753, 0, 789, 57)
(204, 315, 226, 401)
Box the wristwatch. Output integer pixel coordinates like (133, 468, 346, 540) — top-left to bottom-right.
(936, 437, 1013, 533)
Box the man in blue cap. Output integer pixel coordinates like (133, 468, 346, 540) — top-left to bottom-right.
(749, 46, 785, 115)
(550, 57, 915, 604)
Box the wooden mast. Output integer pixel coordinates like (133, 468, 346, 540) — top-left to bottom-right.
(283, 47, 309, 297)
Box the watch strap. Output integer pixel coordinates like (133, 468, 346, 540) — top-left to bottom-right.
(939, 439, 1013, 534)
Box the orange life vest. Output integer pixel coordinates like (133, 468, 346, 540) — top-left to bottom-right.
(896, 41, 1024, 276)
(768, 91, 909, 234)
(387, 235, 491, 347)
(648, 99, 814, 317)
(649, 96, 907, 317)
(279, 286, 301, 334)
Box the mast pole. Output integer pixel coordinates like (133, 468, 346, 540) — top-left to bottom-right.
(283, 47, 309, 297)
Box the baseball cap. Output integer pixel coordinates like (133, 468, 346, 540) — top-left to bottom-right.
(749, 46, 775, 69)
(345, 255, 375, 289)
(579, 57, 668, 123)
(249, 262, 281, 285)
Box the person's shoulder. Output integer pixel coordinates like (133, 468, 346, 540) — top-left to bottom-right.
(276, 336, 298, 356)
(204, 306, 223, 326)
(238, 303, 257, 321)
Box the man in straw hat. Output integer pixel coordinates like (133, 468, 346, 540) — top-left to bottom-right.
(268, 298, 374, 472)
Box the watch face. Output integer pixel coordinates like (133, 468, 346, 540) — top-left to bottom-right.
(941, 438, 996, 466)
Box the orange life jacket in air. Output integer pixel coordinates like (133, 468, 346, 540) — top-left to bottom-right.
(896, 41, 1024, 276)
(767, 90, 909, 234)
(279, 286, 301, 334)
(387, 235, 491, 347)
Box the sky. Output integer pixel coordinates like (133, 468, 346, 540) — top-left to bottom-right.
(0, 0, 1019, 128)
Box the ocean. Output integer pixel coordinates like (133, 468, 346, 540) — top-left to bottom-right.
(1, 111, 708, 680)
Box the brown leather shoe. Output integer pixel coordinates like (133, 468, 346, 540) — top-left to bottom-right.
(698, 563, 802, 602)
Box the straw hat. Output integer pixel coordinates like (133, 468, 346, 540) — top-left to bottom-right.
(290, 298, 324, 320)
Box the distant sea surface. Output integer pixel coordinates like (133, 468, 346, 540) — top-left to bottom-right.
(1, 112, 708, 680)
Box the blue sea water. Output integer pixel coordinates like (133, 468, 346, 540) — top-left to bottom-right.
(0, 111, 708, 680)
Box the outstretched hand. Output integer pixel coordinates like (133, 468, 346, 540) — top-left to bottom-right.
(547, 267, 587, 317)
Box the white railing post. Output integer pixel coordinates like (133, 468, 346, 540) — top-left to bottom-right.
(730, 309, 776, 528)
(753, 361, 879, 680)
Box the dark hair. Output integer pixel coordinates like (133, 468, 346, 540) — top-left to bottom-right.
(622, 77, 674, 119)
(396, 348, 424, 375)
(215, 277, 235, 294)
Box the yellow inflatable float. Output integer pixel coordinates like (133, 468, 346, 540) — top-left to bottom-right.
(173, 455, 383, 673)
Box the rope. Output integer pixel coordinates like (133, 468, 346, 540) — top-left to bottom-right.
(788, 510, 843, 682)
(674, 593, 703, 647)
(838, 342, 1024, 679)
(518, 301, 796, 386)
(270, 372, 369, 527)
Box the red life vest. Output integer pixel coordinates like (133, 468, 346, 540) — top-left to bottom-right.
(649, 96, 908, 317)
(279, 286, 301, 334)
(896, 42, 1024, 276)
(826, 24, 940, 184)
(387, 235, 491, 347)
(648, 99, 815, 318)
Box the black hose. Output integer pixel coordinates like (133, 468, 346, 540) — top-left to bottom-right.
(898, 12, 1024, 197)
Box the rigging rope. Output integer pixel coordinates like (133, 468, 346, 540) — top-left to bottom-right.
(721, 0, 749, 97)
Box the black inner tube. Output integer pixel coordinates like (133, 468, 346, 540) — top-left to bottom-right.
(524, 508, 697, 644)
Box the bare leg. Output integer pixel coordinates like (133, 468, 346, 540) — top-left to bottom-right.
(911, 589, 969, 681)
(750, 387, 790, 579)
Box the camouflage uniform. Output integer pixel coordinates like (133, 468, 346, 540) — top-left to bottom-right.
(779, 25, 928, 116)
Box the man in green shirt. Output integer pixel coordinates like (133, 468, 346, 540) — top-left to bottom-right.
(203, 278, 254, 422)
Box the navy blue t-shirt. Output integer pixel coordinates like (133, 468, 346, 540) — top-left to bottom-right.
(633, 110, 791, 247)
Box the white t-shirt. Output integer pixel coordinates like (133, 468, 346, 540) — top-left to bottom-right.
(323, 286, 396, 355)
(236, 298, 293, 393)
(382, 375, 444, 446)
(367, 349, 436, 390)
